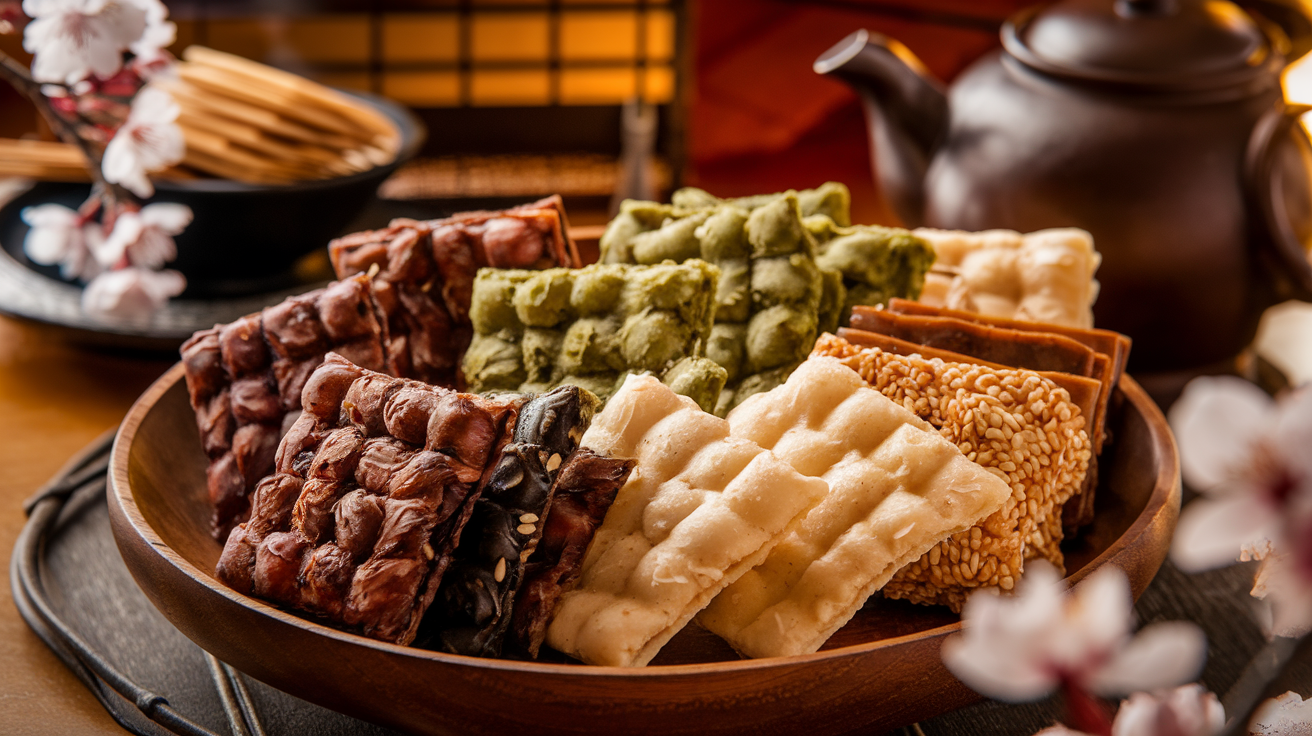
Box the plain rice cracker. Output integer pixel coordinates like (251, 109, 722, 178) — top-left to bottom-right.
(545, 374, 828, 666)
(698, 357, 1011, 658)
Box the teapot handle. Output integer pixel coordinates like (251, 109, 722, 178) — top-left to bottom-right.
(1244, 100, 1312, 303)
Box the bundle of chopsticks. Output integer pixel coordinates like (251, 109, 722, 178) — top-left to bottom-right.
(0, 139, 91, 182)
(0, 46, 402, 187)
(161, 46, 401, 184)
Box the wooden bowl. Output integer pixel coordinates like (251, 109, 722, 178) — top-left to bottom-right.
(108, 364, 1180, 736)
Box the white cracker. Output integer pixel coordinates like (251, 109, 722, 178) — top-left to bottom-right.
(546, 374, 829, 666)
(699, 357, 1012, 659)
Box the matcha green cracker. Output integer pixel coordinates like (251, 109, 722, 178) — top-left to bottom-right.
(463, 260, 719, 404)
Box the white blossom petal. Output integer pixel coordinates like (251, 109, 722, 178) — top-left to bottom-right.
(101, 86, 185, 197)
(1051, 565, 1132, 675)
(1111, 685, 1223, 736)
(81, 266, 184, 318)
(1034, 728, 1094, 736)
(1250, 691, 1312, 735)
(125, 0, 173, 57)
(138, 202, 191, 232)
(78, 223, 106, 280)
(22, 0, 146, 84)
(102, 134, 153, 197)
(1170, 495, 1280, 572)
(1087, 622, 1207, 696)
(941, 632, 1060, 702)
(21, 203, 79, 262)
(1170, 377, 1274, 492)
(91, 204, 189, 269)
(942, 562, 1067, 702)
(20, 203, 98, 280)
(129, 85, 179, 122)
(92, 210, 142, 266)
(1271, 386, 1312, 481)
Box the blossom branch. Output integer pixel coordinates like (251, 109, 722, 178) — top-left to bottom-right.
(0, 48, 132, 208)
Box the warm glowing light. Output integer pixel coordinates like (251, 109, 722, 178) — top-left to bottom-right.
(1282, 47, 1312, 136)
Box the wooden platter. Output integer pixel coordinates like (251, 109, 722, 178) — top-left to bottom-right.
(108, 362, 1180, 736)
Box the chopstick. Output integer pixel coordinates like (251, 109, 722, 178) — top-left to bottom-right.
(167, 45, 401, 185)
(3, 47, 402, 187)
(0, 138, 92, 182)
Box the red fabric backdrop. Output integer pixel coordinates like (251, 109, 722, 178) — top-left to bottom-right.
(686, 0, 1033, 225)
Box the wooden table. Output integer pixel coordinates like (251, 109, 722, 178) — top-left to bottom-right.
(0, 316, 173, 735)
(1, 304, 1310, 736)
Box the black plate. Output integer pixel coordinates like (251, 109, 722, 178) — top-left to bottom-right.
(0, 183, 452, 353)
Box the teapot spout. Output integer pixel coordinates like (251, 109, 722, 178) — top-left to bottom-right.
(815, 30, 948, 227)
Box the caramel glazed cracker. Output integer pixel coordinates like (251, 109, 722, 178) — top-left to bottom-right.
(214, 354, 631, 651)
(812, 333, 1092, 612)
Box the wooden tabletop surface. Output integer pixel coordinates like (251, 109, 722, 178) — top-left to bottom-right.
(0, 316, 173, 735)
(1, 300, 1310, 735)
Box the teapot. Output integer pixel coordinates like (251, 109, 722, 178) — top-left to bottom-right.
(815, 0, 1312, 377)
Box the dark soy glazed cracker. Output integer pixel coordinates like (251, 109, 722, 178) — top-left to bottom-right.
(180, 274, 392, 541)
(214, 353, 521, 646)
(328, 195, 582, 387)
(422, 385, 600, 657)
(183, 197, 578, 541)
(508, 447, 634, 658)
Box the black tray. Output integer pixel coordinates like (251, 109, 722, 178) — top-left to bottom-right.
(11, 434, 1309, 736)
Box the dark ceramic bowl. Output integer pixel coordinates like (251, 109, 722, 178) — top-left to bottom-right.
(140, 91, 423, 297)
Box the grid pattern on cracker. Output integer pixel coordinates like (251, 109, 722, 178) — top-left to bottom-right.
(461, 261, 719, 404)
(214, 353, 520, 645)
(699, 357, 1012, 658)
(804, 216, 936, 323)
(181, 274, 392, 541)
(597, 191, 841, 416)
(328, 196, 579, 387)
(811, 334, 1091, 612)
(545, 374, 828, 667)
(913, 227, 1100, 330)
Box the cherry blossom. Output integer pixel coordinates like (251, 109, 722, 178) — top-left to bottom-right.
(1169, 377, 1312, 637)
(1250, 691, 1312, 735)
(21, 0, 147, 84)
(127, 0, 172, 60)
(80, 265, 183, 318)
(1112, 685, 1224, 736)
(1032, 685, 1225, 736)
(21, 0, 174, 85)
(942, 562, 1206, 703)
(21, 203, 98, 280)
(91, 202, 190, 269)
(100, 84, 183, 197)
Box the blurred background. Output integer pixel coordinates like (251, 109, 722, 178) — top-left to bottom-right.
(6, 0, 1312, 225)
(4, 0, 1312, 375)
(0, 0, 1043, 227)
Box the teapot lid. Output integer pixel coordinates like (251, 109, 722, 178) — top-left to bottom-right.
(1005, 0, 1281, 89)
